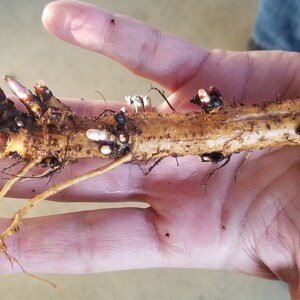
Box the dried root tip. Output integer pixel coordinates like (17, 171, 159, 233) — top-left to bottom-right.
(148, 86, 176, 111)
(3, 75, 47, 118)
(190, 86, 223, 113)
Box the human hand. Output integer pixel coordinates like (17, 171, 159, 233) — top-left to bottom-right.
(1, 0, 300, 298)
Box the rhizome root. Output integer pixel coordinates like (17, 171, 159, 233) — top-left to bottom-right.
(0, 76, 300, 277)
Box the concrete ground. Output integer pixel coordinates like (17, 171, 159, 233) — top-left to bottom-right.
(0, 0, 290, 299)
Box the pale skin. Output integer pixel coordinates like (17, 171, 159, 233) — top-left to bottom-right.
(1, 0, 300, 298)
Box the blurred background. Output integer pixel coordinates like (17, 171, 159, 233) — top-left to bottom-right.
(0, 0, 290, 299)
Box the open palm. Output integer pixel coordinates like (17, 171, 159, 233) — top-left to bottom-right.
(1, 1, 300, 297)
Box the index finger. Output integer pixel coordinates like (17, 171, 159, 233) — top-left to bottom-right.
(41, 0, 207, 92)
(42, 1, 300, 106)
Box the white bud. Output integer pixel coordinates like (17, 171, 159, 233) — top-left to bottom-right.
(86, 129, 115, 142)
(100, 145, 112, 155)
(197, 89, 211, 104)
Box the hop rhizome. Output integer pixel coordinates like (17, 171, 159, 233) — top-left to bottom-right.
(0, 75, 300, 269)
